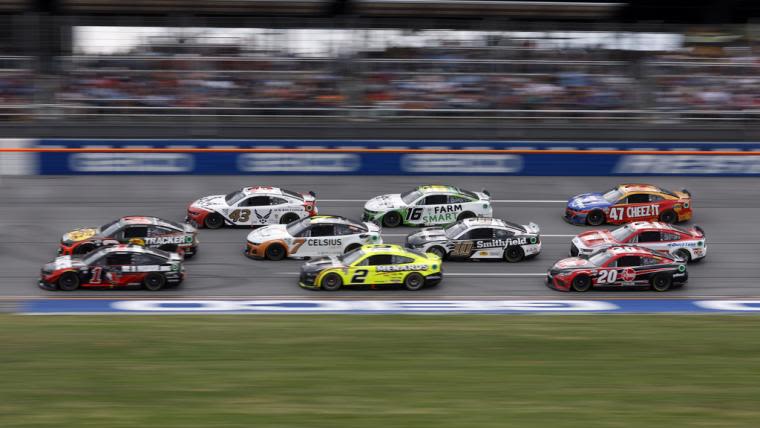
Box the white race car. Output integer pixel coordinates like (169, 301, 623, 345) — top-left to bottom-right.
(187, 186, 317, 229)
(363, 185, 492, 228)
(570, 221, 706, 263)
(245, 215, 382, 260)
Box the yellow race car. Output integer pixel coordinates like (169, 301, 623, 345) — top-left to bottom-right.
(299, 244, 443, 291)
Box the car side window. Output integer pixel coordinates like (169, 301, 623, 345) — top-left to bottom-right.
(106, 253, 132, 266)
(649, 194, 663, 202)
(309, 224, 335, 237)
(366, 254, 394, 265)
(641, 256, 661, 266)
(423, 194, 448, 205)
(626, 194, 649, 204)
(448, 195, 471, 204)
(241, 196, 270, 207)
(392, 255, 415, 264)
(662, 232, 681, 241)
(123, 226, 147, 239)
(615, 256, 641, 267)
(334, 224, 356, 236)
(470, 228, 493, 240)
(637, 231, 661, 243)
(133, 253, 165, 265)
(269, 197, 288, 205)
(494, 229, 512, 240)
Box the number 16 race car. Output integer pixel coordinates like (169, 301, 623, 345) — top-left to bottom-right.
(564, 184, 692, 226)
(547, 245, 688, 292)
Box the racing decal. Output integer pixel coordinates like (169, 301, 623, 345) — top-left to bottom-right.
(143, 235, 193, 246)
(451, 242, 474, 257)
(376, 264, 429, 272)
(620, 268, 637, 282)
(307, 238, 342, 246)
(474, 237, 529, 249)
(351, 269, 369, 283)
(290, 238, 306, 254)
(406, 208, 423, 221)
(608, 205, 660, 221)
(597, 269, 618, 284)
(255, 210, 273, 224)
(230, 209, 252, 223)
(121, 265, 173, 273)
(65, 228, 98, 241)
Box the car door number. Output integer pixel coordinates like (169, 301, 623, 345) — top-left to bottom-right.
(229, 209, 251, 223)
(451, 241, 473, 257)
(608, 207, 624, 221)
(598, 269, 618, 284)
(351, 269, 369, 283)
(406, 208, 423, 221)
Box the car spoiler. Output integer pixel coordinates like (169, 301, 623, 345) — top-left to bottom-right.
(681, 188, 691, 197)
(481, 189, 491, 197)
(692, 225, 705, 237)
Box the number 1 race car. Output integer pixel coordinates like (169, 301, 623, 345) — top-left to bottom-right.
(187, 186, 317, 229)
(405, 217, 541, 262)
(299, 244, 442, 291)
(40, 245, 184, 291)
(245, 215, 382, 260)
(59, 216, 198, 258)
(564, 184, 692, 226)
(547, 245, 688, 292)
(363, 185, 492, 228)
(570, 221, 706, 263)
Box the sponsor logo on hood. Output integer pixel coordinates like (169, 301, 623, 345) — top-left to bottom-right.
(64, 228, 99, 242)
(568, 193, 611, 210)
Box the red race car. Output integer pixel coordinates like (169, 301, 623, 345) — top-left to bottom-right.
(40, 245, 184, 291)
(547, 245, 688, 292)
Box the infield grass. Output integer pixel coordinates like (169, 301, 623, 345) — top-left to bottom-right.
(2, 315, 760, 427)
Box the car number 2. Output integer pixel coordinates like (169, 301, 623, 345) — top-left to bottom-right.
(351, 269, 369, 283)
(597, 269, 618, 284)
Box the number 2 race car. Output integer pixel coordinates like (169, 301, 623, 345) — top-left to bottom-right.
(187, 186, 317, 229)
(245, 215, 382, 260)
(564, 184, 692, 226)
(405, 217, 541, 262)
(570, 221, 706, 263)
(547, 245, 688, 292)
(363, 185, 492, 227)
(59, 216, 198, 258)
(299, 244, 442, 291)
(40, 245, 184, 291)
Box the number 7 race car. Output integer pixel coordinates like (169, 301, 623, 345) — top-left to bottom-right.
(547, 245, 688, 292)
(299, 244, 442, 291)
(187, 186, 317, 229)
(363, 185, 492, 228)
(564, 184, 692, 226)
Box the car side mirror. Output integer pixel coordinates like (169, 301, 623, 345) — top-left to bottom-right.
(359, 234, 369, 238)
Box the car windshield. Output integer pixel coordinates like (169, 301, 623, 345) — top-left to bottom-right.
(400, 190, 423, 205)
(339, 249, 365, 265)
(602, 188, 623, 203)
(610, 225, 634, 241)
(100, 220, 122, 237)
(224, 190, 245, 205)
(286, 217, 312, 236)
(588, 251, 614, 266)
(444, 222, 469, 239)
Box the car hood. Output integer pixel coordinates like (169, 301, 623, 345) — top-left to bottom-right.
(247, 224, 289, 243)
(43, 255, 86, 272)
(191, 194, 227, 210)
(552, 257, 595, 271)
(576, 229, 616, 248)
(407, 227, 448, 245)
(567, 193, 612, 211)
(365, 194, 405, 211)
(301, 256, 345, 273)
(62, 227, 100, 243)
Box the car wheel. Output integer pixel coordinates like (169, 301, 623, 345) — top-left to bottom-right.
(280, 213, 300, 225)
(586, 210, 605, 226)
(659, 210, 677, 224)
(503, 246, 525, 263)
(571, 275, 592, 292)
(58, 272, 80, 291)
(404, 272, 425, 291)
(382, 212, 402, 228)
(265, 243, 286, 261)
(675, 249, 691, 263)
(143, 273, 166, 291)
(344, 243, 362, 254)
(457, 211, 475, 221)
(204, 213, 224, 229)
(321, 273, 342, 291)
(426, 246, 447, 259)
(651, 273, 672, 292)
(74, 243, 96, 255)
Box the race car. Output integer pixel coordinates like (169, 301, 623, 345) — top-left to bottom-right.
(40, 245, 184, 291)
(404, 217, 541, 262)
(547, 245, 688, 292)
(245, 215, 382, 260)
(564, 184, 692, 226)
(570, 221, 706, 263)
(363, 185, 492, 228)
(59, 216, 198, 258)
(187, 186, 317, 229)
(299, 244, 442, 291)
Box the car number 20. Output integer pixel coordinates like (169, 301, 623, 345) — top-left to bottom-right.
(597, 269, 618, 284)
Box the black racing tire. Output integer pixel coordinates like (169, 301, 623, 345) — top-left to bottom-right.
(57, 272, 80, 291)
(143, 273, 166, 291)
(586, 210, 605, 226)
(265, 243, 286, 261)
(503, 246, 525, 263)
(280, 213, 300, 225)
(426, 246, 447, 259)
(571, 275, 592, 292)
(204, 213, 224, 229)
(674, 249, 692, 263)
(651, 273, 672, 292)
(344, 243, 362, 254)
(382, 211, 403, 228)
(404, 272, 426, 291)
(321, 273, 343, 291)
(659, 210, 677, 224)
(456, 211, 476, 221)
(73, 243, 96, 255)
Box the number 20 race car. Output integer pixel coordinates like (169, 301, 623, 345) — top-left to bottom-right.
(405, 217, 541, 262)
(245, 215, 382, 260)
(299, 244, 442, 291)
(547, 245, 688, 292)
(363, 185, 492, 228)
(59, 216, 198, 258)
(40, 245, 184, 291)
(570, 221, 706, 263)
(564, 184, 692, 226)
(187, 186, 317, 229)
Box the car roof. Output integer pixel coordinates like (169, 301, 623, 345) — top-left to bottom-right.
(94, 244, 168, 257)
(119, 216, 182, 230)
(308, 215, 363, 226)
(625, 221, 677, 231)
(603, 245, 660, 257)
(416, 185, 459, 194)
(242, 186, 283, 196)
(359, 244, 411, 254)
(462, 217, 525, 231)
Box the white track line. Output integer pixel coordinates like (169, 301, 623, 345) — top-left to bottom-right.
(320, 199, 566, 203)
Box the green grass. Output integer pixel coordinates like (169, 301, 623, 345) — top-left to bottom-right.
(2, 315, 760, 427)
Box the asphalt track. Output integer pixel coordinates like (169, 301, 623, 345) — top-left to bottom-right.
(1, 175, 759, 299)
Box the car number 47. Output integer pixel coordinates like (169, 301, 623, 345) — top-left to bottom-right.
(608, 207, 624, 221)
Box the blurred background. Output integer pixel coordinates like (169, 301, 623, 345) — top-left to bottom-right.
(1, 0, 760, 137)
